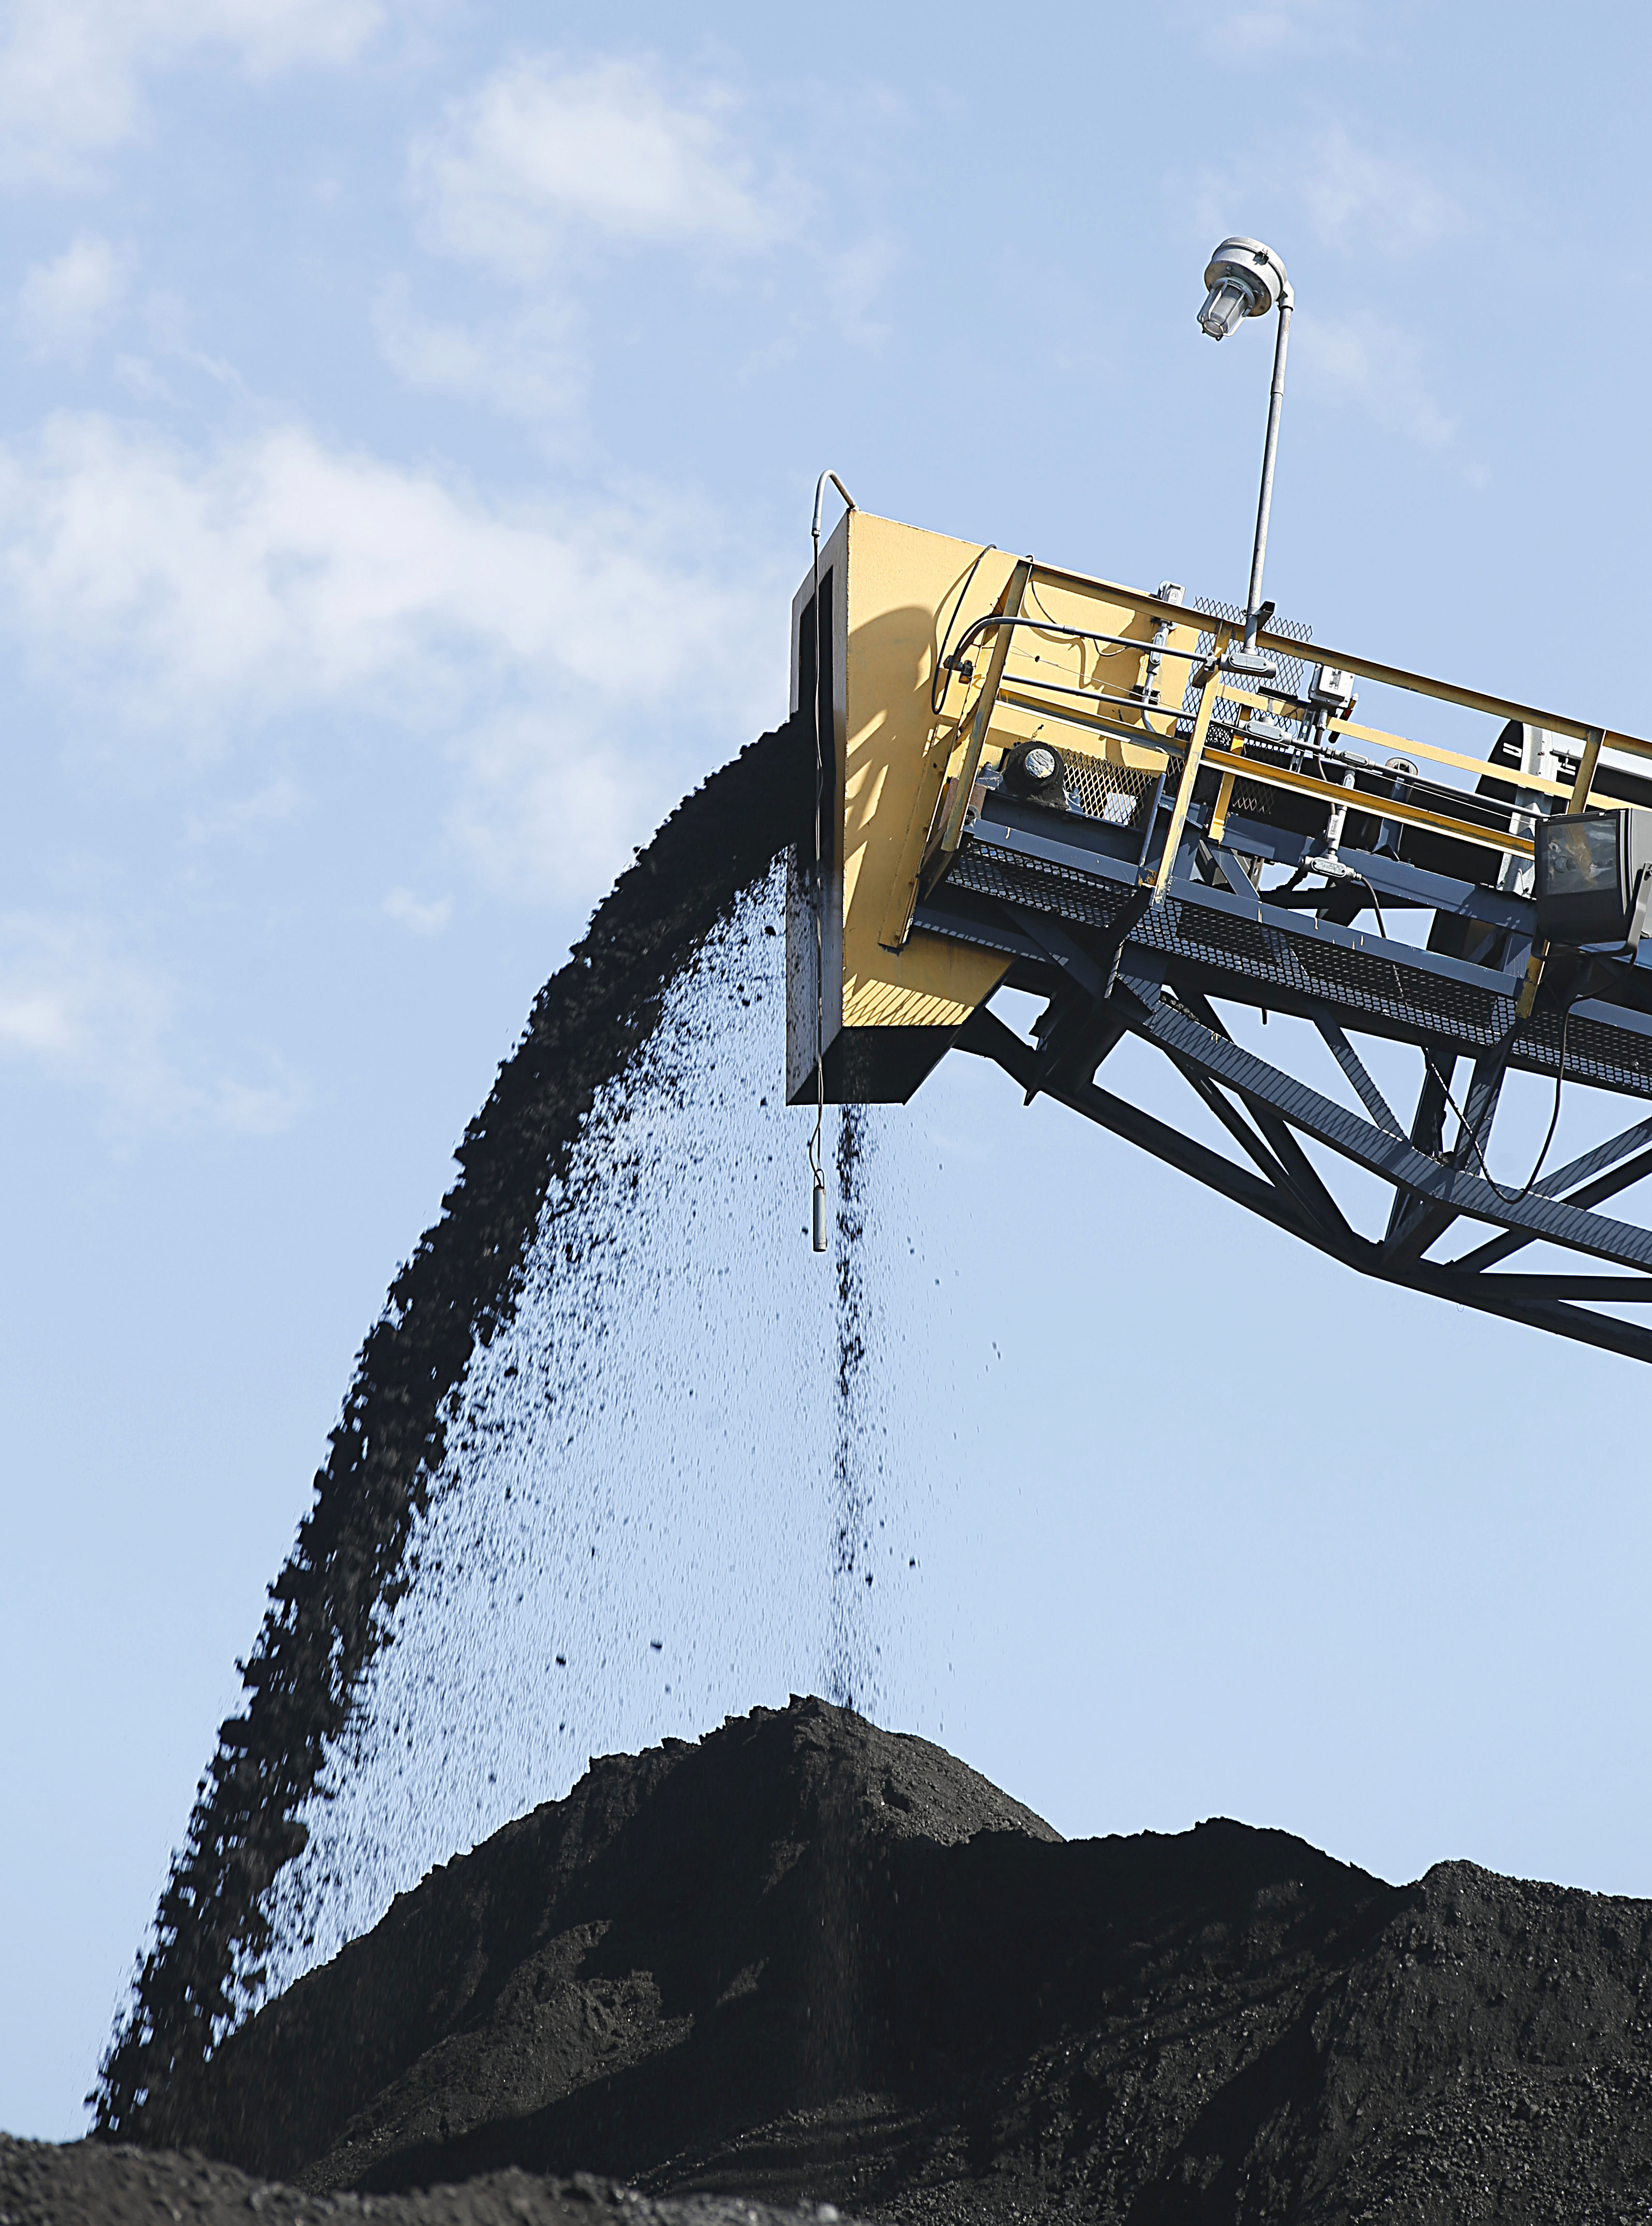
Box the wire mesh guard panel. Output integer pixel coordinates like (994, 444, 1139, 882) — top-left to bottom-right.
(1178, 599, 1314, 722)
(1057, 745, 1159, 830)
(951, 841, 1137, 934)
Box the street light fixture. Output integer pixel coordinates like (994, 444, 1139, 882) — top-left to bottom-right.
(1198, 236, 1293, 655)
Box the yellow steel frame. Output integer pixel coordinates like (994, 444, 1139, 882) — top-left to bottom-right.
(1022, 560, 1652, 790)
(991, 579, 1650, 1024)
(1060, 566, 1651, 759)
(1018, 681, 1543, 869)
(926, 558, 1032, 883)
(795, 511, 1652, 1074)
(1148, 669, 1219, 899)
(1003, 619, 1650, 881)
(1198, 740, 1533, 859)
(1214, 687, 1630, 808)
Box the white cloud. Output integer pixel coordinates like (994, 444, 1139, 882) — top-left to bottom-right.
(18, 233, 131, 358)
(1299, 126, 1463, 257)
(1200, 0, 1364, 56)
(0, 908, 305, 1133)
(385, 52, 893, 423)
(382, 886, 451, 934)
(183, 775, 306, 843)
(0, 413, 761, 713)
(1294, 308, 1456, 449)
(447, 704, 654, 902)
(410, 54, 799, 282)
(373, 279, 585, 425)
(0, 0, 384, 186)
(0, 411, 780, 894)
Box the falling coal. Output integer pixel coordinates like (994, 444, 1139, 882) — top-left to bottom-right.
(828, 1105, 875, 1717)
(93, 712, 859, 2135)
(66, 671, 1652, 2224)
(251, 866, 911, 2007)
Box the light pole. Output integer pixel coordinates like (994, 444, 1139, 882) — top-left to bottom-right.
(1198, 236, 1293, 656)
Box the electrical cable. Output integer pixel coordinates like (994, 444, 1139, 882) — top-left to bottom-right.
(930, 544, 995, 717)
(946, 610, 1200, 675)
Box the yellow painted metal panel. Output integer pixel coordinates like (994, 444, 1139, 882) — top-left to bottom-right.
(838, 512, 1018, 1028)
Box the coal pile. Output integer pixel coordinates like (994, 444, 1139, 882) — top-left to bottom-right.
(142, 1698, 1652, 2224)
(0, 2140, 862, 2226)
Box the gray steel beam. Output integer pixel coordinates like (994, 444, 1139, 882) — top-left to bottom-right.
(958, 1002, 1652, 1367)
(1384, 1044, 1512, 1265)
(1451, 1144, 1652, 1273)
(1315, 1018, 1402, 1136)
(1137, 996, 1652, 1273)
(955, 1005, 1318, 1244)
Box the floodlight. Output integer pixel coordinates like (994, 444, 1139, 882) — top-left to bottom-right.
(1002, 738, 1066, 806)
(1197, 238, 1294, 650)
(1197, 277, 1253, 342)
(1534, 809, 1652, 948)
(1197, 238, 1287, 342)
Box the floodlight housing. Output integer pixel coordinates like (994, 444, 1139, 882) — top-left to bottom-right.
(1001, 737, 1066, 807)
(1198, 237, 1288, 341)
(1534, 808, 1652, 948)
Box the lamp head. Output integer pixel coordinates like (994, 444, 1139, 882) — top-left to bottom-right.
(1198, 236, 1290, 340)
(1535, 808, 1652, 949)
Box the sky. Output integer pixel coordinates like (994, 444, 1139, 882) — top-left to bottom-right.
(6, 0, 1652, 2147)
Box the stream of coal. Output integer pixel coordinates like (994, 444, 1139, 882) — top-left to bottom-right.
(95, 714, 926, 2134)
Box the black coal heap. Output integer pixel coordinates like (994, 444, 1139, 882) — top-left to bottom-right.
(157, 1698, 1652, 2224)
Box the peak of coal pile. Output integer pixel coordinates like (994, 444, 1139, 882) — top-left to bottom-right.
(165, 1698, 1652, 2223)
(176, 1700, 1054, 2189)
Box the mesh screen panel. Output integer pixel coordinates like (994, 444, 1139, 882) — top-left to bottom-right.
(1177, 599, 1314, 723)
(1057, 747, 1159, 830)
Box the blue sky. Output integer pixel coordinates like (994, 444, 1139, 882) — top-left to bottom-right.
(6, 0, 1652, 2146)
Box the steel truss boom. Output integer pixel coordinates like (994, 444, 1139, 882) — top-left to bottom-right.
(954, 969, 1652, 1370)
(783, 510, 1652, 1365)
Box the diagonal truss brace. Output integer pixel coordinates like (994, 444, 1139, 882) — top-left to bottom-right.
(957, 904, 1652, 1364)
(1134, 992, 1652, 1275)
